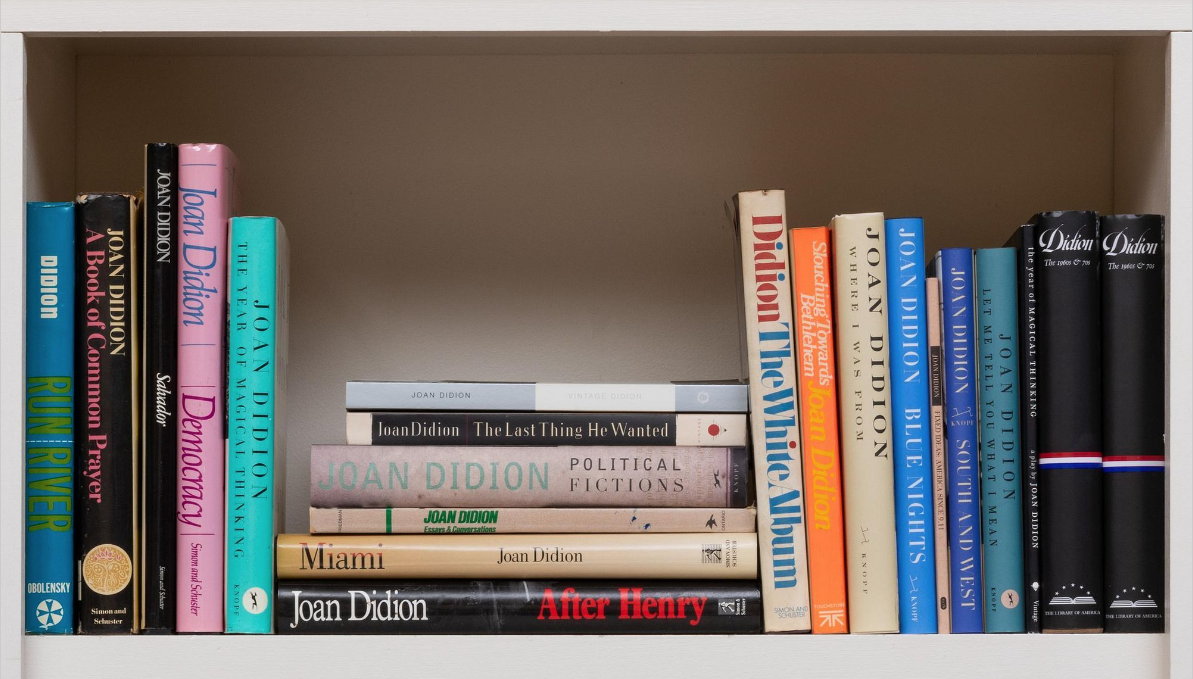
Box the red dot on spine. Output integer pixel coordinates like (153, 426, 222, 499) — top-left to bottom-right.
(789, 441, 797, 448)
(707, 424, 721, 436)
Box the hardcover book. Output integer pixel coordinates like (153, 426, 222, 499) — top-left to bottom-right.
(925, 278, 951, 633)
(975, 247, 1026, 633)
(831, 212, 899, 634)
(225, 216, 290, 633)
(276, 580, 762, 634)
(1100, 214, 1165, 632)
(790, 225, 848, 634)
(276, 533, 759, 579)
(25, 202, 76, 634)
(885, 218, 937, 634)
(1008, 222, 1043, 632)
(176, 143, 239, 632)
(311, 445, 750, 509)
(309, 507, 758, 534)
(734, 190, 812, 633)
(346, 381, 748, 413)
(75, 193, 141, 634)
(141, 143, 177, 633)
(933, 248, 983, 634)
(347, 412, 747, 447)
(1030, 211, 1103, 633)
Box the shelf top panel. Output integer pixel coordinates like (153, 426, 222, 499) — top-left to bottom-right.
(2, 0, 1190, 35)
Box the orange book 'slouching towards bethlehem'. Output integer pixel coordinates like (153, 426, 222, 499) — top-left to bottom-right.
(789, 226, 849, 634)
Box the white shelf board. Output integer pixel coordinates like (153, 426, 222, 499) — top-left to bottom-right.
(22, 632, 1170, 679)
(1, 0, 1190, 34)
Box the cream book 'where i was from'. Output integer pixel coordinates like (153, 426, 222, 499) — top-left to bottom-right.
(831, 212, 900, 634)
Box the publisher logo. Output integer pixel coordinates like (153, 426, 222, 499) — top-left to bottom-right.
(1109, 587, 1158, 609)
(1001, 590, 1020, 609)
(243, 587, 269, 614)
(717, 598, 748, 615)
(701, 544, 722, 564)
(82, 544, 132, 595)
(1048, 583, 1097, 607)
(35, 598, 64, 630)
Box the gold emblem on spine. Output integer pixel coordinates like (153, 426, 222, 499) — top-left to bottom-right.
(82, 544, 132, 595)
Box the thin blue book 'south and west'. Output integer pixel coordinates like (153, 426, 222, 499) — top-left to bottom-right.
(25, 202, 76, 634)
(885, 218, 937, 633)
(934, 248, 984, 634)
(976, 248, 1026, 632)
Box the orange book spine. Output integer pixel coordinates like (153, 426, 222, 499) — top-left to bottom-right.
(790, 226, 849, 633)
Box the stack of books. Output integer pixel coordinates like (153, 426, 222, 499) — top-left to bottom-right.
(277, 381, 763, 633)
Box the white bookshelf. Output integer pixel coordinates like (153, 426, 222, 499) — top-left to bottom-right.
(1, 2, 1189, 678)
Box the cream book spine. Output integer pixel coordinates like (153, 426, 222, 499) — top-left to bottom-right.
(831, 212, 900, 633)
(734, 189, 812, 632)
(276, 533, 758, 579)
(309, 507, 758, 534)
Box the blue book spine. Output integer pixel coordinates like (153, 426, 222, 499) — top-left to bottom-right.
(885, 218, 937, 634)
(934, 248, 984, 633)
(975, 248, 1026, 632)
(25, 202, 76, 634)
(226, 216, 288, 633)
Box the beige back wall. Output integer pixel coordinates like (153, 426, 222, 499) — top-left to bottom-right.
(73, 52, 1113, 531)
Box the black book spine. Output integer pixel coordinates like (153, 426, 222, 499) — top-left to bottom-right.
(355, 412, 737, 446)
(1032, 210, 1103, 633)
(141, 144, 177, 633)
(75, 193, 141, 634)
(1010, 223, 1042, 632)
(1100, 214, 1165, 633)
(275, 580, 761, 634)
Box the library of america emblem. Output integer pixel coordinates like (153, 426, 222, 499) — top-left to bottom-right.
(82, 543, 132, 595)
(35, 599, 64, 629)
(1048, 583, 1096, 606)
(1109, 587, 1158, 609)
(702, 544, 723, 564)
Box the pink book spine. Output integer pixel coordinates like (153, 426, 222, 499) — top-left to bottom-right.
(176, 144, 239, 632)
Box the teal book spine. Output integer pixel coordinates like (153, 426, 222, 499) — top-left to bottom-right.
(25, 202, 76, 634)
(975, 248, 1026, 633)
(225, 216, 289, 633)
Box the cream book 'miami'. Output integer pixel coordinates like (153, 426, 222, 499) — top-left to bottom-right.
(831, 212, 900, 634)
(276, 533, 758, 579)
(734, 190, 812, 633)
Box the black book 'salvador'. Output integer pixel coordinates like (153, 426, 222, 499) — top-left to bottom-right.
(141, 144, 178, 633)
(1100, 214, 1165, 633)
(1030, 211, 1103, 633)
(1009, 223, 1042, 633)
(75, 193, 141, 634)
(276, 580, 761, 634)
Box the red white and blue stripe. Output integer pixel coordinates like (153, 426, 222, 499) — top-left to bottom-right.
(1040, 451, 1102, 470)
(1102, 455, 1165, 473)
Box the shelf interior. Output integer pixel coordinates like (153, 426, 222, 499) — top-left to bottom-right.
(19, 34, 1170, 533)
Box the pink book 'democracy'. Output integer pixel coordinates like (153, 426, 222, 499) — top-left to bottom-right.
(176, 143, 240, 632)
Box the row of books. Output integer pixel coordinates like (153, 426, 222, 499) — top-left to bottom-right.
(290, 199, 1167, 636)
(24, 143, 288, 634)
(736, 193, 1165, 634)
(282, 381, 766, 633)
